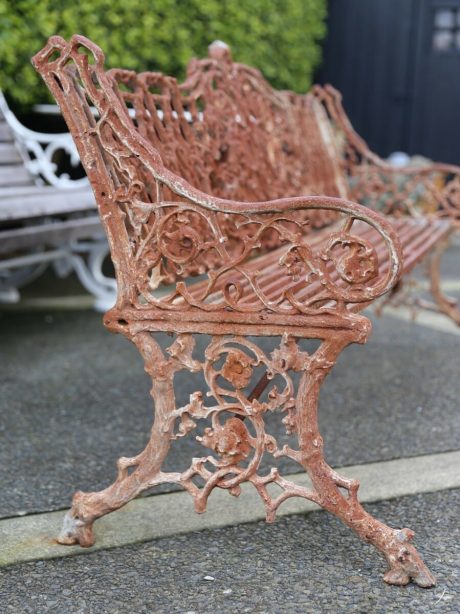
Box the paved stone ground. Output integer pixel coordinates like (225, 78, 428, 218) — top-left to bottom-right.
(0, 489, 458, 613)
(1, 309, 459, 517)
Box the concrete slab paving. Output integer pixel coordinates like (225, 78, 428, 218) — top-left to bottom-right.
(1, 450, 459, 567)
(0, 489, 458, 613)
(1, 308, 460, 518)
(384, 306, 460, 335)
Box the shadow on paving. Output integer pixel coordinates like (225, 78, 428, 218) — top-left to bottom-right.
(0, 489, 458, 613)
(0, 308, 459, 518)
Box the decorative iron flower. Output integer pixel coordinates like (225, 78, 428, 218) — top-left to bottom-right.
(221, 351, 253, 389)
(279, 247, 305, 281)
(326, 237, 379, 285)
(198, 417, 252, 465)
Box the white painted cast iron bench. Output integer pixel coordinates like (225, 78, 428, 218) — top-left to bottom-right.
(0, 91, 115, 309)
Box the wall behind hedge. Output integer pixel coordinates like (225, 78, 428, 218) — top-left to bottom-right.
(0, 0, 327, 109)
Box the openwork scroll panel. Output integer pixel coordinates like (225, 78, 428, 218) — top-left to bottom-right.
(126, 198, 390, 317)
(110, 47, 347, 205)
(133, 331, 325, 518)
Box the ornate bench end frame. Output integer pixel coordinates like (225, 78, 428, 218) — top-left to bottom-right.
(33, 35, 435, 587)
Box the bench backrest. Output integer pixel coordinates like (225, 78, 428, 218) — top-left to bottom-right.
(109, 42, 349, 209)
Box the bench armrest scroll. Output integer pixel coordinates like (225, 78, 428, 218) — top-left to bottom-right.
(148, 189, 404, 313)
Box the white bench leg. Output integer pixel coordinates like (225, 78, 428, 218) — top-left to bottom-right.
(65, 240, 117, 311)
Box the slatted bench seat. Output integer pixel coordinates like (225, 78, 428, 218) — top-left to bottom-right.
(32, 35, 452, 588)
(0, 91, 115, 308)
(184, 216, 451, 313)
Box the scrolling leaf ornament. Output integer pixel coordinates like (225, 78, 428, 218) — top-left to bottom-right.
(128, 201, 384, 315)
(161, 332, 317, 517)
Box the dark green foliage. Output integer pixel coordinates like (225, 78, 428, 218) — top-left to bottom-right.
(0, 0, 327, 109)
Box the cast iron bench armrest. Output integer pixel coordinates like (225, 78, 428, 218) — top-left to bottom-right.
(0, 90, 88, 189)
(361, 161, 460, 225)
(313, 84, 460, 224)
(143, 188, 404, 310)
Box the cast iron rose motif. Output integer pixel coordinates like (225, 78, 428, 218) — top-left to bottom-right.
(197, 417, 252, 465)
(323, 235, 379, 285)
(279, 247, 306, 281)
(221, 351, 253, 389)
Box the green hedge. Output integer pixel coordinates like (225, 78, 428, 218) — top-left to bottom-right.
(0, 0, 327, 110)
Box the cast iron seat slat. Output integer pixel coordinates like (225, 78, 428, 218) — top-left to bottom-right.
(184, 217, 451, 312)
(291, 218, 451, 312)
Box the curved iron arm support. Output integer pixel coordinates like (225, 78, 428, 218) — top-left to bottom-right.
(32, 35, 403, 315)
(0, 90, 88, 189)
(313, 85, 460, 225)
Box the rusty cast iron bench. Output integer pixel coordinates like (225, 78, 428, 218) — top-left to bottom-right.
(0, 91, 115, 309)
(32, 35, 457, 588)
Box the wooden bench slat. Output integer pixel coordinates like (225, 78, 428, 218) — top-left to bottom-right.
(0, 143, 23, 164)
(0, 164, 33, 187)
(0, 183, 91, 199)
(0, 185, 95, 221)
(0, 122, 14, 142)
(0, 215, 103, 254)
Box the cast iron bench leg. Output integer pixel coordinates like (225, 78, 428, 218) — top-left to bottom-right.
(57, 328, 435, 587)
(58, 332, 177, 547)
(294, 337, 436, 588)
